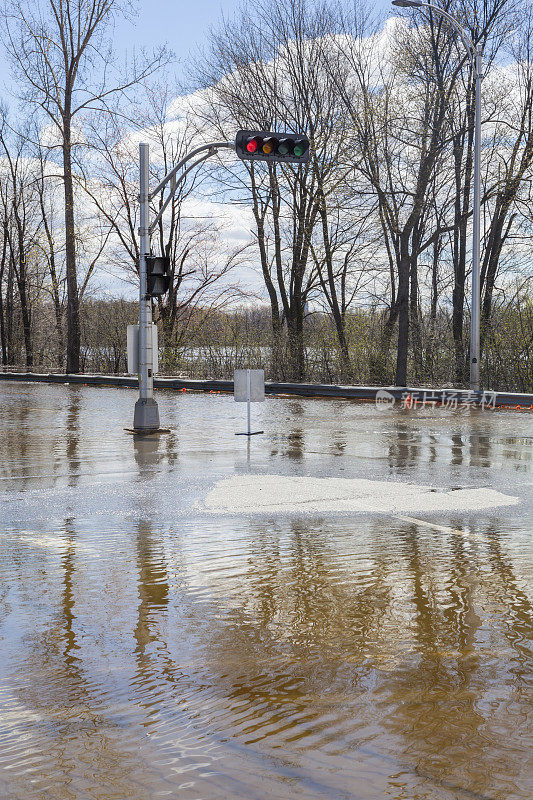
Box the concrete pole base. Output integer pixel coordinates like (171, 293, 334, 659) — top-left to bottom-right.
(133, 397, 160, 432)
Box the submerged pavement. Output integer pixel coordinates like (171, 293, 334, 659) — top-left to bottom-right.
(0, 381, 532, 800)
(202, 474, 519, 515)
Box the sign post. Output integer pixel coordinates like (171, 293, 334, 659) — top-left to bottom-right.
(234, 369, 265, 436)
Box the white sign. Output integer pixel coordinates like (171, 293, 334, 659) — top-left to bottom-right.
(234, 369, 265, 402)
(234, 369, 264, 436)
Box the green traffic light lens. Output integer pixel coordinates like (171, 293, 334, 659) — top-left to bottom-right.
(278, 142, 290, 155)
(293, 143, 305, 157)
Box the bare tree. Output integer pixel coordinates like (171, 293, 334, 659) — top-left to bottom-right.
(81, 83, 247, 363)
(0, 116, 45, 367)
(196, 0, 363, 380)
(329, 5, 472, 385)
(32, 139, 67, 367)
(1, 0, 170, 372)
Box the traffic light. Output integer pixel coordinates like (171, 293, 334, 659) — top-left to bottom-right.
(235, 130, 310, 164)
(145, 255, 171, 297)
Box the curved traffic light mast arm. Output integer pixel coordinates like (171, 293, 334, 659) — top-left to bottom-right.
(148, 152, 212, 235)
(149, 141, 235, 201)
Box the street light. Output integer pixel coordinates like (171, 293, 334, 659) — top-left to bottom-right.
(392, 0, 483, 392)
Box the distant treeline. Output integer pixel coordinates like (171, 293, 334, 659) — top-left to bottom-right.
(2, 297, 531, 392)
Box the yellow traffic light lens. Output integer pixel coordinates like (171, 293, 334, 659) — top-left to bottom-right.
(262, 141, 274, 154)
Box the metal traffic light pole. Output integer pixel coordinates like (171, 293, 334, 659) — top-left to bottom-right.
(133, 142, 159, 432)
(132, 140, 235, 433)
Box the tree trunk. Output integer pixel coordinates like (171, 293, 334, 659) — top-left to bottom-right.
(39, 179, 64, 368)
(16, 270, 33, 367)
(451, 113, 473, 386)
(287, 310, 305, 382)
(63, 112, 80, 374)
(0, 228, 7, 365)
(251, 166, 282, 379)
(6, 258, 14, 364)
(430, 236, 439, 320)
(395, 235, 410, 386)
(53, 294, 64, 370)
(368, 302, 397, 384)
(409, 226, 423, 382)
(317, 186, 351, 380)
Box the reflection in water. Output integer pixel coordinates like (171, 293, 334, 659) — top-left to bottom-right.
(388, 422, 421, 472)
(1, 521, 531, 799)
(469, 430, 492, 468)
(451, 432, 465, 466)
(269, 400, 306, 461)
(66, 389, 81, 487)
(131, 520, 188, 725)
(61, 517, 80, 668)
(133, 432, 161, 479)
(133, 520, 169, 658)
(191, 516, 532, 799)
(0, 392, 32, 485)
(0, 384, 531, 800)
(486, 527, 533, 670)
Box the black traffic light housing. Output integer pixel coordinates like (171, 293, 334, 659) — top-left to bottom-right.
(235, 130, 310, 164)
(145, 255, 171, 297)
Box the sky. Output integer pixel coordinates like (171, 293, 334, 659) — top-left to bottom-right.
(0, 0, 390, 90)
(0, 0, 246, 90)
(112, 0, 244, 68)
(110, 0, 390, 66)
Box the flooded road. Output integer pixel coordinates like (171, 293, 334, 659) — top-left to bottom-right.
(0, 381, 531, 800)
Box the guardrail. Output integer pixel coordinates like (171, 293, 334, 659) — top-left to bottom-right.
(1, 371, 532, 408)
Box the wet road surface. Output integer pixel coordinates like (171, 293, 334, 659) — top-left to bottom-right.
(0, 382, 532, 800)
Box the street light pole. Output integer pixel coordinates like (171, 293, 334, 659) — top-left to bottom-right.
(392, 0, 482, 391)
(470, 48, 482, 391)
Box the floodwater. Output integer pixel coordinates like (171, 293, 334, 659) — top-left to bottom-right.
(0, 381, 531, 800)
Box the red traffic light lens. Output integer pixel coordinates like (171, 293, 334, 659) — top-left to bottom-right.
(246, 138, 258, 153)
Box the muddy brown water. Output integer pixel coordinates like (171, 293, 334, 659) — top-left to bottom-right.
(0, 382, 531, 800)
